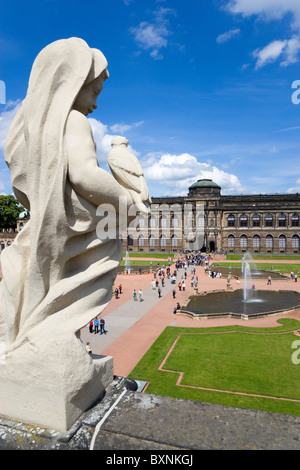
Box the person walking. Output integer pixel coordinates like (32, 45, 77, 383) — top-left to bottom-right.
(138, 289, 143, 301)
(133, 289, 138, 301)
(158, 287, 162, 298)
(86, 342, 92, 354)
(267, 276, 271, 285)
(172, 288, 176, 299)
(100, 317, 106, 335)
(94, 317, 99, 334)
(89, 320, 93, 334)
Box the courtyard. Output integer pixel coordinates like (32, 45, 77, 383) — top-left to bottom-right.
(80, 252, 300, 416)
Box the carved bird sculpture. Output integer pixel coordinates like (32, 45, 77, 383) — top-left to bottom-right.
(108, 136, 151, 213)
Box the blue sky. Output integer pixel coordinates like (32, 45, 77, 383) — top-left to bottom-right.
(1, 0, 300, 197)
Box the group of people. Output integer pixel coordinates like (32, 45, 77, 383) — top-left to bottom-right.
(88, 317, 106, 335)
(85, 316, 106, 355)
(133, 289, 144, 301)
(114, 283, 123, 298)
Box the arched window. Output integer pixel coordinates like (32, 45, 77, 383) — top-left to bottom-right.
(252, 214, 260, 227)
(160, 234, 167, 247)
(127, 235, 133, 246)
(171, 234, 178, 247)
(228, 235, 235, 247)
(240, 235, 248, 248)
(292, 213, 299, 227)
(253, 235, 260, 248)
(149, 234, 156, 247)
(197, 214, 205, 228)
(292, 235, 300, 249)
(278, 213, 286, 227)
(149, 216, 156, 228)
(265, 214, 273, 227)
(279, 234, 286, 248)
(239, 214, 248, 227)
(171, 216, 179, 228)
(266, 235, 273, 249)
(160, 216, 167, 228)
(227, 214, 235, 227)
(138, 216, 146, 228)
(138, 235, 144, 247)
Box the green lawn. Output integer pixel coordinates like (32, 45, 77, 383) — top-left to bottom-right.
(215, 262, 300, 276)
(128, 319, 300, 416)
(226, 254, 300, 261)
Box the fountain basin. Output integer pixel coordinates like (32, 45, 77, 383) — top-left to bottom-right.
(179, 290, 300, 319)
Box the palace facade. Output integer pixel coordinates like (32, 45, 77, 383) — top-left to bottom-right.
(124, 179, 300, 255)
(1, 180, 300, 255)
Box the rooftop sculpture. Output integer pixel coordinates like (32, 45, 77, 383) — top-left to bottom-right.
(0, 37, 150, 431)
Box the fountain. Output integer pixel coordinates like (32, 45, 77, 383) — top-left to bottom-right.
(243, 261, 252, 302)
(179, 290, 300, 319)
(179, 252, 300, 319)
(124, 250, 131, 274)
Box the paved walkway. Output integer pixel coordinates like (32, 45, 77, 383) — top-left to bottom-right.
(81, 261, 300, 377)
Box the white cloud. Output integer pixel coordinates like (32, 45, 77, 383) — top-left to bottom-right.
(253, 36, 300, 68)
(288, 178, 300, 193)
(226, 0, 300, 68)
(109, 120, 144, 135)
(129, 7, 176, 59)
(88, 118, 140, 164)
(226, 0, 300, 29)
(216, 28, 241, 44)
(143, 153, 245, 195)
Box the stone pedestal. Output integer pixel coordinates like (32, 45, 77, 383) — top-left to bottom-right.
(0, 332, 113, 432)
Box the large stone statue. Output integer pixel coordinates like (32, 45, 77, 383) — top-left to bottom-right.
(0, 38, 150, 431)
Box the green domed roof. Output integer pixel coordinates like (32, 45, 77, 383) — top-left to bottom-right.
(189, 179, 221, 190)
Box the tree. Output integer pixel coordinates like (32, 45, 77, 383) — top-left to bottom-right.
(0, 195, 25, 229)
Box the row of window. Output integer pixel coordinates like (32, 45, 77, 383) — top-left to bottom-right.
(127, 234, 179, 247)
(139, 213, 300, 228)
(227, 234, 300, 249)
(227, 213, 299, 227)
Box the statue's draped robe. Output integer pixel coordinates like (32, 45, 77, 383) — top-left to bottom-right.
(0, 38, 122, 350)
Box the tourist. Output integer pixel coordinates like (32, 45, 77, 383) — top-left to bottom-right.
(182, 280, 186, 291)
(118, 283, 122, 294)
(114, 287, 119, 299)
(86, 342, 92, 354)
(94, 317, 99, 334)
(295, 274, 298, 283)
(133, 289, 138, 301)
(158, 287, 162, 298)
(138, 289, 143, 301)
(267, 276, 271, 285)
(172, 288, 176, 299)
(100, 317, 106, 335)
(89, 320, 93, 334)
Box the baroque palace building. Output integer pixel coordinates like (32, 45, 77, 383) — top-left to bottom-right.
(1, 179, 300, 255)
(124, 179, 300, 255)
